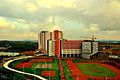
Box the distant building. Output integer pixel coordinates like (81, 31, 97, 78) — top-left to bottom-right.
(98, 41, 120, 55)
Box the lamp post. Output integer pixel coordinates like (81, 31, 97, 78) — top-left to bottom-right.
(102, 73, 107, 80)
(69, 69, 73, 80)
(77, 74, 79, 80)
(74, 69, 79, 80)
(105, 75, 107, 80)
(32, 68, 36, 80)
(23, 63, 27, 72)
(49, 70, 50, 80)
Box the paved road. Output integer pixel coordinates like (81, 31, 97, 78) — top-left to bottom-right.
(3, 56, 47, 80)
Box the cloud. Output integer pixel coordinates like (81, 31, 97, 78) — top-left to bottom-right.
(36, 0, 75, 8)
(0, 0, 120, 40)
(111, 0, 120, 10)
(0, 17, 15, 31)
(86, 24, 100, 32)
(26, 2, 38, 12)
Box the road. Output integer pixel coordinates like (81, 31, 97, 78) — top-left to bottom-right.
(3, 56, 47, 80)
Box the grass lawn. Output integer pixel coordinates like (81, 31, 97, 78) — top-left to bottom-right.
(31, 59, 59, 70)
(73, 59, 91, 63)
(30, 59, 60, 80)
(77, 64, 116, 77)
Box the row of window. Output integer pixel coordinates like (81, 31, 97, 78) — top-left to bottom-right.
(62, 49, 81, 51)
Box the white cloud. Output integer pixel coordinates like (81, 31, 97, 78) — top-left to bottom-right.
(0, 17, 15, 30)
(36, 0, 75, 8)
(89, 24, 99, 32)
(26, 2, 38, 12)
(0, 0, 120, 40)
(111, 0, 120, 10)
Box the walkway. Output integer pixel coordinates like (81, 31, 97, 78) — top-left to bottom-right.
(3, 56, 47, 80)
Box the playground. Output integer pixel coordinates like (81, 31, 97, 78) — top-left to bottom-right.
(15, 57, 60, 80)
(13, 57, 120, 80)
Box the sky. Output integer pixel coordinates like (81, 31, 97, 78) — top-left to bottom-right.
(0, 0, 120, 40)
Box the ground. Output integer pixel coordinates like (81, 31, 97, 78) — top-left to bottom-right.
(14, 57, 60, 80)
(12, 56, 120, 80)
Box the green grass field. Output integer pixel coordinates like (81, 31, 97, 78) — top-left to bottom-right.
(77, 64, 116, 77)
(31, 59, 59, 70)
(30, 59, 60, 80)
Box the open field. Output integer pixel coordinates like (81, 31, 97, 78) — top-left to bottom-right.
(77, 63, 116, 77)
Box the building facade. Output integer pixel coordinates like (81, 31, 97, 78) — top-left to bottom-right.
(38, 30, 99, 59)
(47, 39, 54, 56)
(39, 30, 63, 57)
(81, 41, 98, 59)
(38, 31, 51, 54)
(60, 40, 82, 57)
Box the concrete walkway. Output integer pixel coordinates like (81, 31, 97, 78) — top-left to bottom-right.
(3, 56, 47, 80)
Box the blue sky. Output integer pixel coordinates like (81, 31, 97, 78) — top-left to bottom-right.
(0, 0, 120, 40)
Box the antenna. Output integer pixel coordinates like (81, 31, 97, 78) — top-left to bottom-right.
(53, 16, 55, 26)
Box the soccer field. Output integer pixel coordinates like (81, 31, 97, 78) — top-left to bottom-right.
(77, 63, 116, 77)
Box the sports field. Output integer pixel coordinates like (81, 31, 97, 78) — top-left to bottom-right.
(31, 59, 59, 70)
(13, 57, 120, 80)
(77, 63, 116, 77)
(31, 59, 60, 80)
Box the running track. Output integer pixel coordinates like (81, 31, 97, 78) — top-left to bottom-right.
(66, 60, 120, 80)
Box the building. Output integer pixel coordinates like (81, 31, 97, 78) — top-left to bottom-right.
(60, 40, 98, 59)
(38, 29, 98, 59)
(81, 41, 98, 59)
(47, 39, 54, 56)
(53, 30, 63, 57)
(60, 40, 82, 57)
(39, 30, 63, 57)
(38, 31, 51, 54)
(98, 41, 120, 55)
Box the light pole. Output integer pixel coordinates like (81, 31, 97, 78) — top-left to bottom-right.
(48, 63, 50, 80)
(73, 69, 79, 80)
(69, 69, 73, 80)
(102, 73, 107, 80)
(49, 70, 50, 80)
(32, 68, 36, 80)
(77, 74, 79, 80)
(105, 75, 107, 80)
(23, 63, 27, 72)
